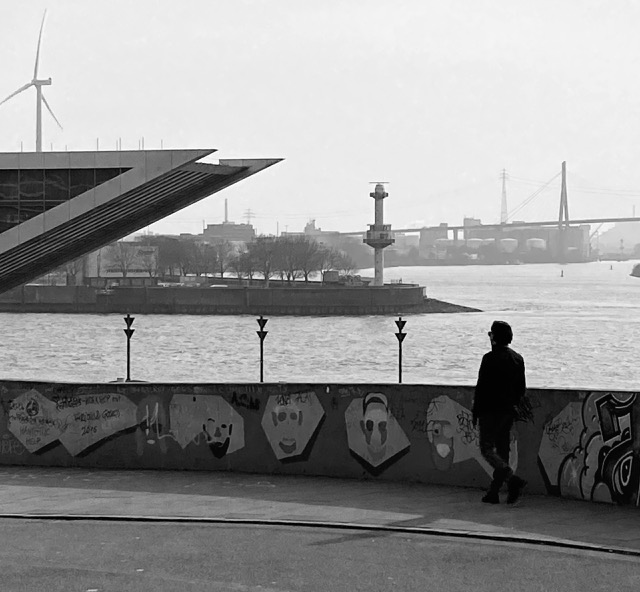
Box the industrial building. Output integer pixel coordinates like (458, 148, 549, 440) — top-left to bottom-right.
(202, 222, 256, 244)
(202, 199, 257, 244)
(419, 218, 591, 263)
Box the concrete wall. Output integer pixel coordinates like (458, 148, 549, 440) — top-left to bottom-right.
(107, 285, 427, 314)
(0, 380, 637, 507)
(0, 285, 428, 314)
(0, 285, 97, 311)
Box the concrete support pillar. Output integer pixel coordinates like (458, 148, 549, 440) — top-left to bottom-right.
(374, 250, 384, 286)
(375, 199, 383, 226)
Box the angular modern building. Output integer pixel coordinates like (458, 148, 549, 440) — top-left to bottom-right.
(0, 149, 280, 293)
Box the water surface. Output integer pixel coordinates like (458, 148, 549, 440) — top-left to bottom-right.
(2, 260, 638, 390)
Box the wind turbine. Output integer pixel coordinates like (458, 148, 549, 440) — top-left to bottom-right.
(0, 10, 63, 152)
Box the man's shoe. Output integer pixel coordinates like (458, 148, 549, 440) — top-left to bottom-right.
(492, 467, 513, 489)
(506, 476, 527, 504)
(481, 491, 500, 504)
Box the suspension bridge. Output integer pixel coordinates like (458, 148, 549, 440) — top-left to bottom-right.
(343, 162, 640, 236)
(339, 162, 640, 263)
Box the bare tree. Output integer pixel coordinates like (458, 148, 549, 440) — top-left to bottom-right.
(334, 250, 358, 275)
(149, 237, 182, 277)
(107, 242, 138, 278)
(247, 236, 277, 286)
(203, 243, 219, 277)
(177, 241, 195, 276)
(175, 239, 214, 277)
(239, 250, 257, 281)
(228, 252, 245, 280)
(187, 241, 216, 276)
(213, 241, 233, 278)
(297, 237, 322, 282)
(317, 246, 341, 276)
(269, 236, 323, 283)
(273, 237, 302, 283)
(138, 247, 158, 278)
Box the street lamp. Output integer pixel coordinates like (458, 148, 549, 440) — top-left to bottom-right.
(395, 316, 407, 383)
(123, 314, 135, 382)
(256, 316, 268, 382)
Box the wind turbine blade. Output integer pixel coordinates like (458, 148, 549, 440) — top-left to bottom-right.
(41, 93, 63, 130)
(33, 9, 47, 79)
(0, 82, 33, 107)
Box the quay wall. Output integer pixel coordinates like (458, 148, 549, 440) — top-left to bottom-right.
(0, 285, 97, 312)
(0, 380, 636, 508)
(0, 285, 476, 315)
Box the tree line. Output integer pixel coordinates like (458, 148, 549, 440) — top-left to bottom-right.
(135, 235, 358, 283)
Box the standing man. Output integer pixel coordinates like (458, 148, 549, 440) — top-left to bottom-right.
(472, 320, 527, 504)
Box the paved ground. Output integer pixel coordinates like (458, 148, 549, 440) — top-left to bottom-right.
(3, 520, 640, 592)
(0, 466, 638, 554)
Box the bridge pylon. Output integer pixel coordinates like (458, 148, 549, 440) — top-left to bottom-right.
(558, 161, 569, 263)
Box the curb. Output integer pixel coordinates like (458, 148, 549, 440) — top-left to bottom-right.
(1, 513, 638, 558)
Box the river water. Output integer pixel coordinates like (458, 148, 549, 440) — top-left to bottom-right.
(1, 260, 639, 390)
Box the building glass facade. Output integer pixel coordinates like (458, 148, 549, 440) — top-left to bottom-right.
(0, 168, 128, 233)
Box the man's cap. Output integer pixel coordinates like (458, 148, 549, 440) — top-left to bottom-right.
(490, 320, 513, 344)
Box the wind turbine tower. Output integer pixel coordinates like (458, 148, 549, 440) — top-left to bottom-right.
(0, 10, 63, 152)
(363, 183, 394, 286)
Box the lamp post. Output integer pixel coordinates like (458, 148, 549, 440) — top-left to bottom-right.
(123, 314, 135, 382)
(395, 316, 407, 383)
(256, 316, 268, 382)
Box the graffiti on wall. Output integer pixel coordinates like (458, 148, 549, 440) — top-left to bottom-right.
(4, 389, 247, 459)
(8, 388, 138, 455)
(136, 395, 171, 455)
(424, 395, 518, 476)
(538, 392, 640, 505)
(537, 401, 582, 493)
(261, 392, 325, 460)
(345, 393, 410, 471)
(0, 433, 25, 456)
(170, 394, 245, 458)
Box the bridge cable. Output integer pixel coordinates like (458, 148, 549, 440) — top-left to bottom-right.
(506, 172, 561, 222)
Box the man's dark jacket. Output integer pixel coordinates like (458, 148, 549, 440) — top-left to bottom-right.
(472, 345, 526, 419)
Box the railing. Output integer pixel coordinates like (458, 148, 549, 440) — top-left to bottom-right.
(364, 230, 394, 242)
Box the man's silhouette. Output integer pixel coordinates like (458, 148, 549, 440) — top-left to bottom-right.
(472, 320, 527, 504)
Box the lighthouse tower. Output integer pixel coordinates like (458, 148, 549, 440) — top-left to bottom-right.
(363, 183, 394, 286)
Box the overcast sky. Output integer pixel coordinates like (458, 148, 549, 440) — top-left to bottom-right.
(2, 1, 640, 236)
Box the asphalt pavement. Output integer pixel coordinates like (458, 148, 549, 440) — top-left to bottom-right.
(3, 519, 639, 592)
(0, 466, 638, 555)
